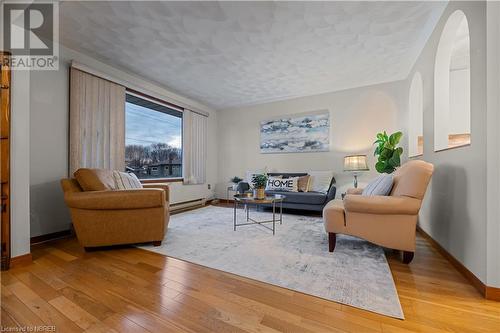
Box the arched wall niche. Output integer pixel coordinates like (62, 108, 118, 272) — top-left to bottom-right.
(434, 10, 471, 151)
(409, 72, 423, 157)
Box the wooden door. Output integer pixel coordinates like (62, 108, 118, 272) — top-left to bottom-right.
(1, 52, 11, 270)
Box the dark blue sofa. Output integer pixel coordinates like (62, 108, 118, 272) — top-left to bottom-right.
(237, 172, 336, 212)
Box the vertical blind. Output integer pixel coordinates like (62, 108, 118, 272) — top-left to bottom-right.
(183, 109, 207, 184)
(69, 68, 126, 174)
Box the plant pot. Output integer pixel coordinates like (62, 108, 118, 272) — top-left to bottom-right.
(254, 188, 266, 199)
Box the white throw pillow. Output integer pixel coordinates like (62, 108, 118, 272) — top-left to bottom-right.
(308, 171, 334, 193)
(362, 174, 394, 196)
(113, 171, 143, 189)
(266, 177, 299, 192)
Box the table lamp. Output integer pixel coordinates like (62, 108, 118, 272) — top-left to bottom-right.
(344, 155, 369, 188)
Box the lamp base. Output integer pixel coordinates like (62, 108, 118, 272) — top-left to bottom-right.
(353, 174, 358, 188)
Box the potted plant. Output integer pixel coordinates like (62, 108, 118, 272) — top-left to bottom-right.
(251, 174, 268, 199)
(230, 176, 243, 190)
(373, 131, 403, 174)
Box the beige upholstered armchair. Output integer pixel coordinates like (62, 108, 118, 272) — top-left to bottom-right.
(61, 169, 170, 249)
(323, 160, 433, 263)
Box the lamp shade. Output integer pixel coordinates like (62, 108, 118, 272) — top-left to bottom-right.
(344, 155, 369, 172)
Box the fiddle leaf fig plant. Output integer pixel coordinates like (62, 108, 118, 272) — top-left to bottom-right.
(373, 131, 403, 174)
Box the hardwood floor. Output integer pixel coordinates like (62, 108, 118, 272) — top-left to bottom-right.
(2, 228, 500, 332)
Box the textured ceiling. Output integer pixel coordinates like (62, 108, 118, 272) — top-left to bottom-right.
(60, 1, 447, 110)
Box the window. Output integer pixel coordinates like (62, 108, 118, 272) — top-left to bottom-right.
(125, 93, 183, 179)
(409, 72, 424, 157)
(434, 10, 471, 151)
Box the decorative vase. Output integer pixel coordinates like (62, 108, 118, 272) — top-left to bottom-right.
(254, 188, 265, 199)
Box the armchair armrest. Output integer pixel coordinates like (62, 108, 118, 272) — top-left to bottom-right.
(64, 189, 166, 210)
(346, 188, 363, 195)
(142, 183, 170, 202)
(344, 195, 421, 215)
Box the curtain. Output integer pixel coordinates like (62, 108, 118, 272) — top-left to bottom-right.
(183, 109, 207, 184)
(69, 68, 126, 175)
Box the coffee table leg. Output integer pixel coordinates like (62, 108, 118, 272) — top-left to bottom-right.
(272, 202, 276, 235)
(246, 203, 249, 221)
(280, 200, 283, 225)
(234, 199, 237, 231)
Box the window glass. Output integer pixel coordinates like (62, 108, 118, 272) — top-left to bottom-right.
(125, 94, 182, 179)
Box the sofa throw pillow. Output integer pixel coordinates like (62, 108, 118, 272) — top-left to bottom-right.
(113, 171, 143, 190)
(308, 171, 334, 193)
(266, 177, 299, 192)
(297, 175, 311, 192)
(362, 174, 394, 196)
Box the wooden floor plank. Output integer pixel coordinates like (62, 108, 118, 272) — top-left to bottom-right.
(6, 281, 83, 332)
(1, 287, 44, 328)
(48, 295, 112, 331)
(102, 313, 153, 333)
(2, 212, 500, 333)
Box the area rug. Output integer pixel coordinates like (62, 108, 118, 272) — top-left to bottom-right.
(140, 205, 404, 319)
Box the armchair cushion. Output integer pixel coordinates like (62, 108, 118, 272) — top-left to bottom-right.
(74, 168, 116, 191)
(344, 195, 421, 215)
(65, 189, 165, 210)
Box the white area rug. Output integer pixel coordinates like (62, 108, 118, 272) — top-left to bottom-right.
(140, 206, 404, 318)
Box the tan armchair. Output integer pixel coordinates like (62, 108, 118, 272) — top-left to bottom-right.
(323, 160, 433, 263)
(61, 169, 170, 249)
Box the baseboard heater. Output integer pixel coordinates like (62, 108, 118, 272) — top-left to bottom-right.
(169, 198, 207, 213)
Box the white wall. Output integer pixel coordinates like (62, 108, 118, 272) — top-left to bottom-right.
(11, 70, 31, 257)
(29, 45, 218, 237)
(30, 65, 70, 237)
(216, 80, 407, 199)
(486, 1, 500, 288)
(410, 2, 488, 283)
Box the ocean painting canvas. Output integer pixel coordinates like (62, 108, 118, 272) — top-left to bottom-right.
(260, 110, 330, 153)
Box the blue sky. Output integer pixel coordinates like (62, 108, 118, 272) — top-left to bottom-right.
(125, 102, 182, 148)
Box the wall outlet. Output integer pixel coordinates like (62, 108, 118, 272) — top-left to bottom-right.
(207, 184, 211, 190)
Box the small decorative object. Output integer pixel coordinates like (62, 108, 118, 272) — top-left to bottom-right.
(260, 110, 330, 153)
(344, 155, 369, 188)
(230, 176, 243, 190)
(251, 174, 268, 199)
(373, 131, 403, 174)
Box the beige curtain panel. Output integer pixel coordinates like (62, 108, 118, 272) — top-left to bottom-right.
(183, 109, 207, 185)
(69, 68, 126, 175)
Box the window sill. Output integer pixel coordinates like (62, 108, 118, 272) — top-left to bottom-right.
(434, 143, 471, 153)
(141, 178, 183, 184)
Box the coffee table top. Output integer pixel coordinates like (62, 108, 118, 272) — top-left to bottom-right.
(233, 194, 286, 204)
